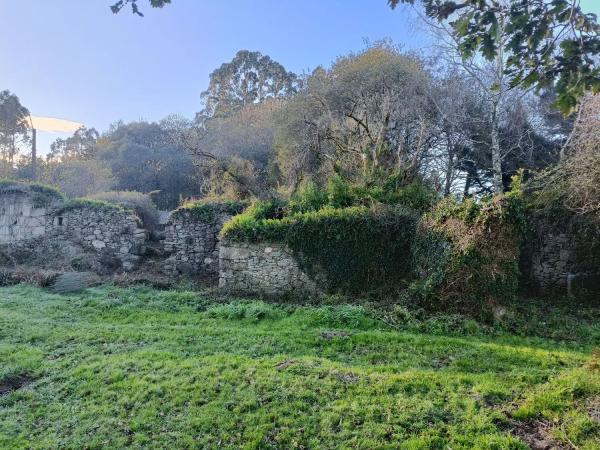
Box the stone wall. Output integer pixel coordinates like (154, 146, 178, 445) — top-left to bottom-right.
(0, 189, 61, 244)
(46, 206, 148, 271)
(162, 208, 235, 278)
(219, 240, 320, 297)
(0, 183, 149, 273)
(522, 223, 600, 295)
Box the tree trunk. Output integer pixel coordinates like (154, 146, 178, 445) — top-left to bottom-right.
(443, 135, 455, 196)
(490, 110, 503, 193)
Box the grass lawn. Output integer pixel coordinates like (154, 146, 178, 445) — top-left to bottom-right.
(0, 285, 599, 449)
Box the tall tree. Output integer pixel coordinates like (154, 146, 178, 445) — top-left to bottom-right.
(49, 126, 99, 161)
(275, 43, 437, 189)
(96, 120, 200, 209)
(388, 0, 600, 114)
(197, 50, 299, 121)
(0, 90, 30, 167)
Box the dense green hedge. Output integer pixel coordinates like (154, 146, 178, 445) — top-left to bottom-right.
(222, 202, 419, 294)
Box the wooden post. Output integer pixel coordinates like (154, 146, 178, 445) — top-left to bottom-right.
(31, 127, 37, 180)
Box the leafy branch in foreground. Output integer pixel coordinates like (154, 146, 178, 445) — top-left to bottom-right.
(111, 0, 171, 16)
(389, 0, 600, 114)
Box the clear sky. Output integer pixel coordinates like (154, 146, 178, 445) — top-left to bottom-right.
(1, 0, 599, 154)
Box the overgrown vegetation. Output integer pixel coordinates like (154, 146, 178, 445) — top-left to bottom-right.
(221, 175, 530, 305)
(409, 182, 526, 317)
(55, 198, 127, 214)
(86, 191, 159, 230)
(222, 185, 420, 293)
(176, 199, 247, 223)
(0, 285, 598, 449)
(0, 180, 64, 207)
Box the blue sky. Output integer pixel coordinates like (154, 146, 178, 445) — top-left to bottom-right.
(1, 0, 599, 154)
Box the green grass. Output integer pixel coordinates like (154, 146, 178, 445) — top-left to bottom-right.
(0, 285, 598, 449)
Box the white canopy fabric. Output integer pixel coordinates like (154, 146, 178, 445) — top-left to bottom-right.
(27, 115, 84, 133)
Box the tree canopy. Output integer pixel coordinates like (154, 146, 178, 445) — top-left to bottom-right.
(0, 90, 30, 167)
(388, 0, 600, 114)
(197, 50, 299, 121)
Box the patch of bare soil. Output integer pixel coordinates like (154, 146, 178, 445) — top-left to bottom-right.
(0, 375, 33, 396)
(508, 418, 568, 450)
(275, 359, 296, 371)
(588, 396, 600, 424)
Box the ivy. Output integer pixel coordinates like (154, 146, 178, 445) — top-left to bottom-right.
(410, 190, 525, 317)
(222, 202, 419, 294)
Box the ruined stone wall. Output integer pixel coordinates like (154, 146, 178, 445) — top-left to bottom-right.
(162, 209, 234, 277)
(522, 223, 600, 295)
(0, 190, 60, 244)
(219, 240, 319, 297)
(0, 183, 149, 273)
(46, 206, 148, 271)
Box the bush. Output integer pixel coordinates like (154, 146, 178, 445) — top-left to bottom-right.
(409, 188, 525, 317)
(86, 191, 160, 231)
(288, 173, 437, 213)
(288, 181, 328, 214)
(222, 202, 419, 294)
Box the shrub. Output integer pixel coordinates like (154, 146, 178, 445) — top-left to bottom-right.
(409, 188, 525, 317)
(326, 174, 357, 209)
(222, 202, 419, 294)
(289, 173, 437, 213)
(86, 191, 160, 231)
(288, 181, 328, 214)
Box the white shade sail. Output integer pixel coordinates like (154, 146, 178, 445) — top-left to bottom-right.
(27, 115, 84, 133)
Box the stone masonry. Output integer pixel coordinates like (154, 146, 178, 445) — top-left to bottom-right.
(0, 183, 148, 272)
(219, 240, 320, 297)
(525, 229, 600, 295)
(46, 206, 148, 271)
(162, 208, 235, 277)
(0, 189, 61, 244)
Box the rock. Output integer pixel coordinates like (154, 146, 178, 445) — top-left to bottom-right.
(91, 240, 106, 249)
